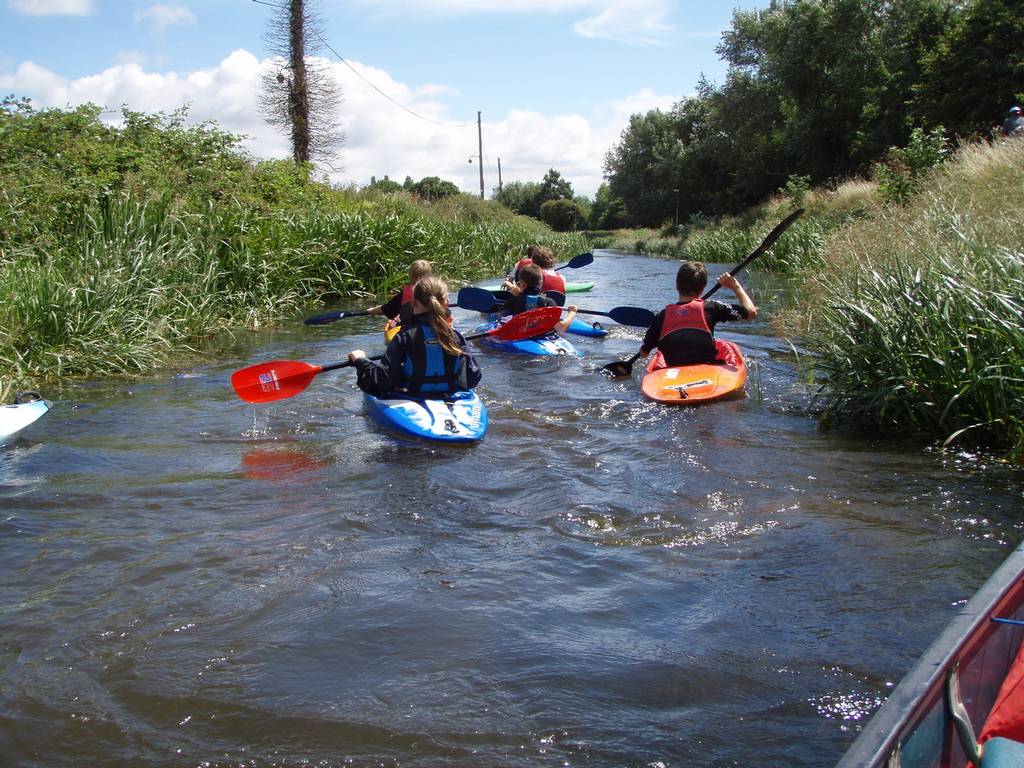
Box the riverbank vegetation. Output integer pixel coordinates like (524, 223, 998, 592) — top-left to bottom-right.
(0, 100, 585, 383)
(802, 138, 1024, 459)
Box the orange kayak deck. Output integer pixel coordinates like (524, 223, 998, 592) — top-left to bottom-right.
(640, 339, 747, 405)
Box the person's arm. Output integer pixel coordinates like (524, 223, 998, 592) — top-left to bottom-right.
(374, 292, 403, 320)
(638, 311, 663, 356)
(717, 273, 757, 319)
(554, 304, 578, 335)
(348, 336, 407, 395)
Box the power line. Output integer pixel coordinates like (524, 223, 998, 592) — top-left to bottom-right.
(251, 0, 475, 129)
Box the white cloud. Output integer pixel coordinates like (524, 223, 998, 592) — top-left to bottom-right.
(134, 3, 197, 34)
(353, 0, 675, 45)
(0, 49, 675, 198)
(573, 0, 671, 45)
(7, 0, 94, 15)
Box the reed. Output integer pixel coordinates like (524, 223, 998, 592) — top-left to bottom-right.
(803, 138, 1024, 457)
(0, 194, 585, 382)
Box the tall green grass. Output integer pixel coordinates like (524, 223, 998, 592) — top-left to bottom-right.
(0, 103, 586, 385)
(0, 194, 585, 381)
(803, 139, 1024, 458)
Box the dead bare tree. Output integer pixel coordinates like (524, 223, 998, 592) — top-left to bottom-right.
(258, 0, 344, 166)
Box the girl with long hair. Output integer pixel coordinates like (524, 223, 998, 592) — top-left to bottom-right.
(347, 276, 482, 396)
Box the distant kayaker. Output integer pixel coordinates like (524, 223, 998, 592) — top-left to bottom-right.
(366, 259, 433, 330)
(497, 264, 578, 335)
(635, 261, 758, 366)
(503, 245, 566, 294)
(347, 276, 482, 396)
(1001, 105, 1024, 137)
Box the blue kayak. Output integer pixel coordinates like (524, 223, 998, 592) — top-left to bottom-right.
(363, 390, 488, 443)
(566, 317, 609, 338)
(473, 321, 580, 356)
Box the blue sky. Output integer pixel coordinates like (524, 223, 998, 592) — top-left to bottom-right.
(1, 0, 769, 197)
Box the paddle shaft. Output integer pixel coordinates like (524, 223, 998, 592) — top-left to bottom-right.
(601, 208, 805, 376)
(702, 207, 804, 300)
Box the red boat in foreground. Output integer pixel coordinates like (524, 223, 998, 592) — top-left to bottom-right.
(836, 541, 1024, 768)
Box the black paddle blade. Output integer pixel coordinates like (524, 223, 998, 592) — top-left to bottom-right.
(303, 309, 367, 325)
(544, 290, 567, 307)
(600, 352, 643, 378)
(606, 306, 654, 327)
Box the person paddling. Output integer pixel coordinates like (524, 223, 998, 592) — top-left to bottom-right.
(503, 245, 566, 294)
(635, 261, 758, 366)
(366, 259, 433, 332)
(347, 276, 482, 397)
(497, 264, 578, 335)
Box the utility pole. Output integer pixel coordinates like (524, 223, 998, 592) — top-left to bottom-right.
(497, 157, 503, 198)
(477, 111, 484, 199)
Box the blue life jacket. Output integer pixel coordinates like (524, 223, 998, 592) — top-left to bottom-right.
(402, 324, 467, 394)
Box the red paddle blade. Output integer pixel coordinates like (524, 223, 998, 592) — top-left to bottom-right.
(231, 360, 324, 403)
(490, 306, 563, 341)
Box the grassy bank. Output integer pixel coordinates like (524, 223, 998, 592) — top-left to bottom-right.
(801, 138, 1024, 458)
(596, 180, 879, 272)
(0, 103, 585, 384)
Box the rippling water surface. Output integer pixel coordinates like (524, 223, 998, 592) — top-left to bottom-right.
(2, 251, 1021, 767)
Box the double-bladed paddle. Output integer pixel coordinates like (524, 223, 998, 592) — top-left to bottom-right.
(600, 207, 806, 377)
(456, 287, 653, 328)
(303, 308, 372, 326)
(232, 306, 564, 404)
(303, 292, 499, 326)
(555, 252, 594, 271)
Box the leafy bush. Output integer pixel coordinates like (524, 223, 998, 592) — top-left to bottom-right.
(873, 126, 949, 204)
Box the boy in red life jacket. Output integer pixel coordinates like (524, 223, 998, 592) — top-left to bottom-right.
(498, 264, 578, 335)
(636, 260, 758, 366)
(367, 259, 432, 330)
(502, 245, 566, 294)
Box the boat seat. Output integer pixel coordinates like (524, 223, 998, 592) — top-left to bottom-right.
(981, 737, 1024, 768)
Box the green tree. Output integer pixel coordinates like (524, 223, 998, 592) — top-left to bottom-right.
(411, 176, 460, 200)
(589, 183, 629, 229)
(496, 180, 542, 217)
(537, 168, 574, 206)
(914, 0, 1024, 136)
(539, 198, 582, 231)
(365, 175, 402, 193)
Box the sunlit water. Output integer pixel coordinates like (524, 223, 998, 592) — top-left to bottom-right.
(2, 251, 1021, 767)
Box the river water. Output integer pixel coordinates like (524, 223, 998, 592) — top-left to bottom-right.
(2, 251, 1021, 768)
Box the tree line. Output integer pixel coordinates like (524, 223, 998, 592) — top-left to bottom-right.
(601, 0, 1023, 228)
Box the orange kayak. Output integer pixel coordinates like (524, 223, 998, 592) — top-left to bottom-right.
(640, 339, 747, 404)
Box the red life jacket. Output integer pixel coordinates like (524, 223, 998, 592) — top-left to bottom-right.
(541, 269, 565, 293)
(659, 299, 711, 338)
(397, 284, 415, 325)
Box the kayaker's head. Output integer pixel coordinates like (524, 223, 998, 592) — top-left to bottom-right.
(413, 276, 463, 356)
(408, 259, 433, 283)
(676, 260, 708, 299)
(518, 264, 544, 293)
(526, 245, 555, 269)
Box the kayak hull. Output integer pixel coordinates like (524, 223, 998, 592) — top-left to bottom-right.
(474, 321, 580, 357)
(0, 399, 49, 446)
(835, 541, 1024, 768)
(640, 339, 747, 404)
(566, 317, 610, 338)
(363, 390, 488, 443)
